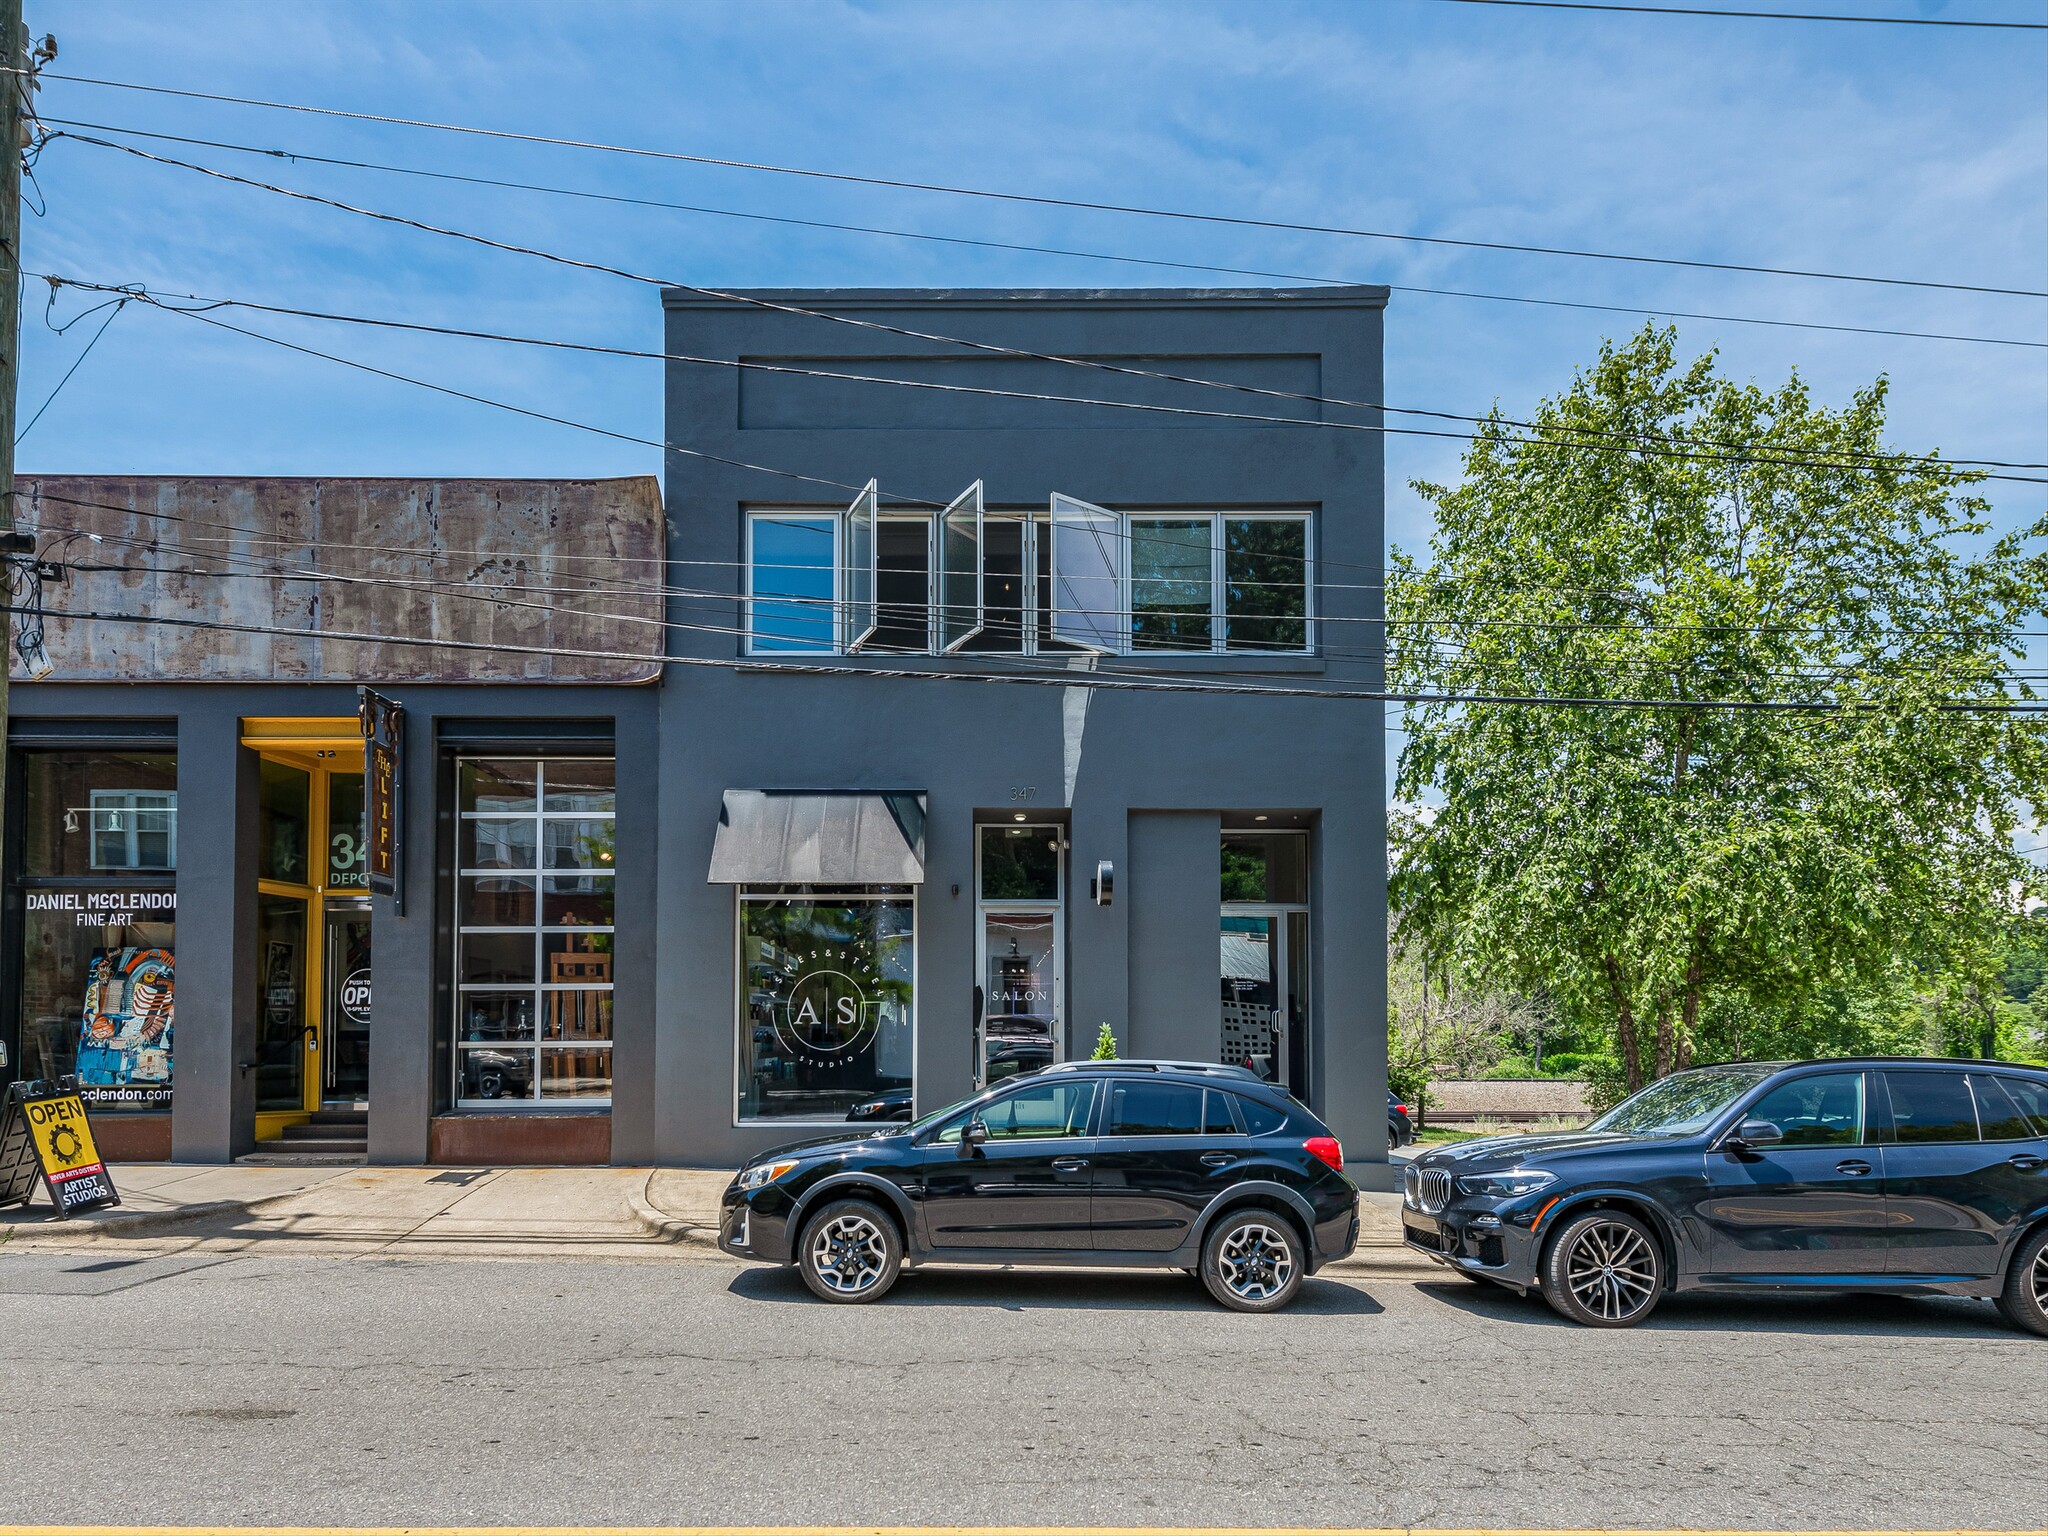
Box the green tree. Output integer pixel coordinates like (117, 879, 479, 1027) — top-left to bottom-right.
(1090, 1022, 1119, 1060)
(1390, 327, 2046, 1093)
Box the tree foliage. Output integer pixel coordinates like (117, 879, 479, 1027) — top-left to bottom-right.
(1387, 935, 1553, 1119)
(1389, 327, 2047, 1091)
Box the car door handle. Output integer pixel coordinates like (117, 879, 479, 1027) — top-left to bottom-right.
(1836, 1160, 1873, 1176)
(1201, 1153, 1237, 1167)
(2009, 1154, 2045, 1171)
(1050, 1157, 1089, 1171)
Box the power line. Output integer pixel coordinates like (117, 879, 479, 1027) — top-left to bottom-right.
(29, 505, 2048, 656)
(42, 117, 2043, 352)
(28, 69, 2046, 299)
(17, 295, 125, 441)
(11, 600, 2042, 712)
(66, 270, 2046, 483)
(41, 163, 2048, 488)
(1432, 0, 2048, 26)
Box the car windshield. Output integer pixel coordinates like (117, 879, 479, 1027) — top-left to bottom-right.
(1586, 1066, 1777, 1137)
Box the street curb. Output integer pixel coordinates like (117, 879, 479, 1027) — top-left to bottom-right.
(0, 1189, 306, 1241)
(627, 1174, 723, 1252)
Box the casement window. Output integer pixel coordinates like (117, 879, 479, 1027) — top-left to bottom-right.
(743, 493, 1312, 656)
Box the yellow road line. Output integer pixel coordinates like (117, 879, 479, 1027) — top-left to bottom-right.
(0, 1527, 2025, 1535)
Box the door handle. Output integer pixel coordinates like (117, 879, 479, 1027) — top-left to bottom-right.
(1050, 1157, 1089, 1171)
(2009, 1154, 2045, 1171)
(1836, 1160, 1873, 1176)
(1201, 1153, 1237, 1167)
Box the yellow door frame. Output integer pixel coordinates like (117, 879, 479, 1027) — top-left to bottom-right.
(242, 719, 362, 1142)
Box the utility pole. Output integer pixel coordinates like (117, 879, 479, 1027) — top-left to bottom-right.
(0, 0, 28, 909)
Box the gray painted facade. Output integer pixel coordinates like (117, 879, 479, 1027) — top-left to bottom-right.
(659, 287, 1390, 1184)
(2, 287, 1390, 1186)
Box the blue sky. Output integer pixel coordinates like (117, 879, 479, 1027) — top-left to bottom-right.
(18, 0, 2044, 552)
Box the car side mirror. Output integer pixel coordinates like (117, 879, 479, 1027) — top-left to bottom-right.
(960, 1117, 989, 1155)
(1725, 1117, 1784, 1152)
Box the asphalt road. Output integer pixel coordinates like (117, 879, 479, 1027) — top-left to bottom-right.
(0, 1247, 2041, 1531)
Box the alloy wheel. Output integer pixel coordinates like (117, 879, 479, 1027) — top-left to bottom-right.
(1563, 1218, 1659, 1323)
(1218, 1222, 1296, 1302)
(2034, 1244, 2048, 1313)
(808, 1213, 888, 1295)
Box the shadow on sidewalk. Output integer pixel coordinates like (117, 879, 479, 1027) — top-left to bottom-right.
(727, 1263, 1383, 1314)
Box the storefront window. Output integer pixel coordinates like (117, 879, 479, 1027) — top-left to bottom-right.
(22, 751, 177, 877)
(15, 750, 177, 1111)
(454, 757, 614, 1106)
(739, 892, 913, 1122)
(327, 771, 367, 890)
(259, 760, 312, 884)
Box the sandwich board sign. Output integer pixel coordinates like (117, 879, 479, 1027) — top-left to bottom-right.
(0, 1078, 121, 1217)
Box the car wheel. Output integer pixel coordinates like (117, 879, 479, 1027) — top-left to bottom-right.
(1388, 1120, 1404, 1149)
(1201, 1210, 1303, 1313)
(1996, 1225, 2048, 1338)
(1539, 1209, 1664, 1328)
(797, 1199, 901, 1304)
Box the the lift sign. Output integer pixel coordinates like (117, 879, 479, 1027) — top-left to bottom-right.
(24, 1090, 118, 1215)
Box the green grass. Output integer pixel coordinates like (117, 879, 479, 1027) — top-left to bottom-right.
(1413, 1126, 1491, 1144)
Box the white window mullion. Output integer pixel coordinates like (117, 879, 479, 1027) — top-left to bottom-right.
(1209, 514, 1222, 653)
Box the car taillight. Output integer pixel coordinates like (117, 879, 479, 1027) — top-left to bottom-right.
(1304, 1136, 1343, 1172)
(1393, 1104, 1409, 1117)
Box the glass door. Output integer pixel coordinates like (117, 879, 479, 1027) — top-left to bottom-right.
(255, 894, 310, 1110)
(975, 822, 1065, 1088)
(978, 910, 1059, 1085)
(323, 902, 372, 1107)
(1220, 909, 1308, 1091)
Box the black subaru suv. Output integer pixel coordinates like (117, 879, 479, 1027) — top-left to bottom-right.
(720, 1060, 1359, 1310)
(1402, 1057, 2048, 1334)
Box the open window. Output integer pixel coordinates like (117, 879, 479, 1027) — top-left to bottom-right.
(1048, 493, 1122, 652)
(938, 481, 985, 652)
(840, 479, 879, 652)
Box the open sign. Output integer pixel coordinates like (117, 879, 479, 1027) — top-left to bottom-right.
(339, 969, 372, 1026)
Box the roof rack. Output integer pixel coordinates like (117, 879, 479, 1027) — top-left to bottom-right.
(1042, 1059, 1264, 1082)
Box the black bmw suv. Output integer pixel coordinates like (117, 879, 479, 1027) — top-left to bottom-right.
(720, 1060, 1359, 1310)
(1403, 1057, 2048, 1334)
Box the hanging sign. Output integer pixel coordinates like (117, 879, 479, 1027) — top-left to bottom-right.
(0, 1079, 121, 1217)
(359, 687, 405, 914)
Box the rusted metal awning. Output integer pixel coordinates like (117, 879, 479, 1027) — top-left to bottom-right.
(708, 791, 927, 885)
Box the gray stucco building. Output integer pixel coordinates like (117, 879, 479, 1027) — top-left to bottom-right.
(1, 285, 1392, 1187)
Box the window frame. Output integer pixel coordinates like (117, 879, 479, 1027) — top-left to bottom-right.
(452, 756, 616, 1110)
(743, 505, 1315, 657)
(744, 511, 840, 656)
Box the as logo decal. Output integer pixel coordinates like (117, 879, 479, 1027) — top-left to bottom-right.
(772, 946, 883, 1066)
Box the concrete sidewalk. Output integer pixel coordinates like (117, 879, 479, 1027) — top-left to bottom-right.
(0, 1163, 710, 1261)
(1, 1161, 1421, 1270)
